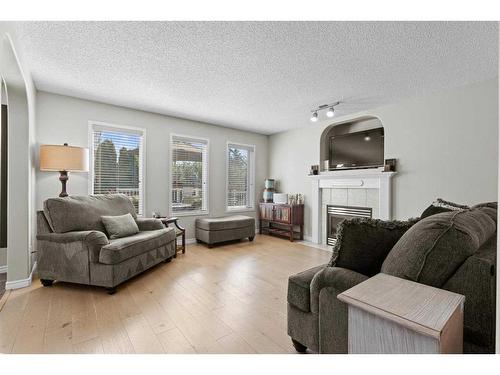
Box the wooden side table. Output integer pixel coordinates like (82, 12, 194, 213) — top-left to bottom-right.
(159, 217, 186, 256)
(258, 203, 304, 242)
(337, 273, 465, 354)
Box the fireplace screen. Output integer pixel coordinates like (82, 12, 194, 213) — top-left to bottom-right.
(327, 205, 372, 245)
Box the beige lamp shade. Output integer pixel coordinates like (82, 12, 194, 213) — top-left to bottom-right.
(39, 144, 89, 172)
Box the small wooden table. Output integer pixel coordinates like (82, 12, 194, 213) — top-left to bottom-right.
(258, 203, 304, 242)
(159, 217, 186, 256)
(338, 273, 465, 354)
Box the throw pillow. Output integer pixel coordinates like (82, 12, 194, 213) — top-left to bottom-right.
(420, 198, 470, 219)
(101, 213, 139, 239)
(329, 217, 419, 277)
(381, 208, 496, 288)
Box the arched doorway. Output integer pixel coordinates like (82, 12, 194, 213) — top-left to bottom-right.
(0, 33, 32, 290)
(0, 78, 7, 298)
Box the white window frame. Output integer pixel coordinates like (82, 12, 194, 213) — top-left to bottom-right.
(169, 133, 210, 217)
(88, 120, 146, 216)
(226, 141, 256, 212)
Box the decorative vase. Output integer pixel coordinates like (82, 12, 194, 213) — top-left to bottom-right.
(263, 179, 275, 203)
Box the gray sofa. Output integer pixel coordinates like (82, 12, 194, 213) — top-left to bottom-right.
(37, 194, 176, 294)
(287, 202, 497, 354)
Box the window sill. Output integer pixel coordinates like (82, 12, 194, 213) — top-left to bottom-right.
(225, 207, 255, 213)
(172, 210, 210, 217)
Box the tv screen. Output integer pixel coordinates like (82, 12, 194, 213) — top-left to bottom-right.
(329, 128, 384, 170)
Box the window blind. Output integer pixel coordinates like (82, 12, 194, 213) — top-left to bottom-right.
(171, 135, 208, 213)
(227, 143, 254, 209)
(91, 124, 144, 215)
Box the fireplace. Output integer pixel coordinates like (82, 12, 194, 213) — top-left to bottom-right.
(326, 205, 372, 245)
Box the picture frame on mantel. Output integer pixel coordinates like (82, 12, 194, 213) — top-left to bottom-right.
(384, 158, 397, 172)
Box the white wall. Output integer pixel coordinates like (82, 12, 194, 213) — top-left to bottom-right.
(36, 91, 268, 239)
(269, 78, 499, 239)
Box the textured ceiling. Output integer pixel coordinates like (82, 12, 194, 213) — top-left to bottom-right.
(9, 21, 499, 134)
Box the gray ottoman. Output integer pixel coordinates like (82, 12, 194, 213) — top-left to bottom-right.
(195, 215, 255, 248)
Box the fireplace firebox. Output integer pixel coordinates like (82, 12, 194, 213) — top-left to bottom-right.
(326, 205, 372, 245)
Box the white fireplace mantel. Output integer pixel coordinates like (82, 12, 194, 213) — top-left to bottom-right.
(309, 167, 396, 244)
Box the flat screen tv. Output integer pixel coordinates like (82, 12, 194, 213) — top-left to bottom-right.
(329, 128, 384, 170)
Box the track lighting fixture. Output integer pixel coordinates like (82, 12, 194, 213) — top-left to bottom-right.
(310, 112, 318, 122)
(309, 101, 340, 122)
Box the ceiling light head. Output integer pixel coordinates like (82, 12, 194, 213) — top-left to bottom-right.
(364, 133, 371, 141)
(310, 112, 318, 122)
(326, 107, 335, 118)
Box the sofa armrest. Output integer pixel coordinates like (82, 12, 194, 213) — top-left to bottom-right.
(37, 230, 109, 262)
(442, 239, 497, 353)
(135, 218, 164, 231)
(37, 230, 107, 243)
(310, 266, 368, 314)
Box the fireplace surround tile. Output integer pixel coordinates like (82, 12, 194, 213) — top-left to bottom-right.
(347, 189, 367, 207)
(322, 189, 332, 205)
(366, 189, 379, 216)
(331, 188, 348, 205)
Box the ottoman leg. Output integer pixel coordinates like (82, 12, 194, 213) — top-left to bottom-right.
(41, 279, 54, 287)
(249, 236, 255, 241)
(292, 339, 307, 353)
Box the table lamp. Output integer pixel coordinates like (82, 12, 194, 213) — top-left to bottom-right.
(39, 143, 89, 197)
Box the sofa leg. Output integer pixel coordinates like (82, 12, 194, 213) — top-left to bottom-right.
(196, 239, 203, 244)
(41, 279, 54, 287)
(291, 339, 307, 353)
(164, 257, 172, 263)
(208, 243, 214, 248)
(106, 287, 117, 295)
(249, 236, 255, 241)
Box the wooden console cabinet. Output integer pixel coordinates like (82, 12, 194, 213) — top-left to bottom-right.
(259, 203, 304, 242)
(338, 273, 465, 354)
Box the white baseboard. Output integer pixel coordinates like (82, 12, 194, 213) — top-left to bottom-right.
(5, 261, 37, 290)
(186, 238, 197, 245)
(0, 265, 7, 274)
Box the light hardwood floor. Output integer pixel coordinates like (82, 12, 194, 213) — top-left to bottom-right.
(0, 235, 330, 354)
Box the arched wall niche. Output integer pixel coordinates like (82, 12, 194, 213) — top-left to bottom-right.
(319, 115, 384, 171)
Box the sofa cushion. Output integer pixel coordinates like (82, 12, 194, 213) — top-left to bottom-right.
(329, 218, 418, 277)
(381, 208, 496, 287)
(44, 194, 137, 233)
(101, 213, 139, 239)
(421, 198, 469, 219)
(287, 264, 327, 312)
(472, 202, 497, 223)
(196, 215, 255, 231)
(99, 228, 175, 265)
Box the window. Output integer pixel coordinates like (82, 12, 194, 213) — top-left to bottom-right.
(170, 135, 208, 214)
(227, 143, 255, 210)
(90, 122, 145, 215)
